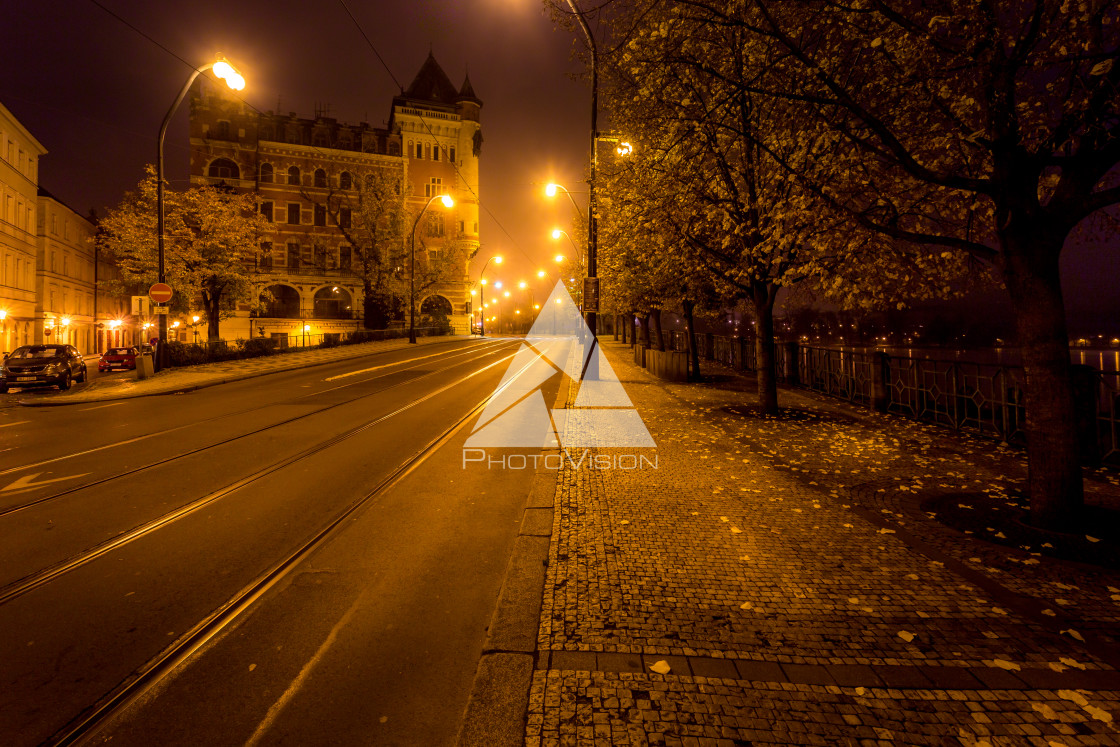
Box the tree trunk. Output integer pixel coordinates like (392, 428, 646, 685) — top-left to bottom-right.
(752, 285, 779, 414)
(1001, 230, 1083, 531)
(650, 309, 665, 351)
(683, 300, 700, 382)
(203, 288, 221, 341)
(637, 311, 650, 348)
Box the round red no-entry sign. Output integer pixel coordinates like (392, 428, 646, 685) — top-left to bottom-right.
(149, 283, 173, 304)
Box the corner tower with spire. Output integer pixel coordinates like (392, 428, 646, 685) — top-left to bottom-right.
(391, 52, 482, 334)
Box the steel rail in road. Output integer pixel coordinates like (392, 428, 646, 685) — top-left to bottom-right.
(0, 342, 518, 607)
(48, 346, 544, 747)
(0, 340, 510, 519)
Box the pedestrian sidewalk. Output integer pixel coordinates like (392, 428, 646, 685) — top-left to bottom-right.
(17, 335, 471, 406)
(527, 339, 1120, 746)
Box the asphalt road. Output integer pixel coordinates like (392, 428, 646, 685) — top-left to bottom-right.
(0, 338, 550, 746)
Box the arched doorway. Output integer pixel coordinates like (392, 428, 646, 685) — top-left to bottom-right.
(259, 284, 301, 318)
(314, 286, 353, 319)
(420, 295, 453, 330)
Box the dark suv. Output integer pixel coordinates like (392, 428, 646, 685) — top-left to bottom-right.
(1, 344, 88, 393)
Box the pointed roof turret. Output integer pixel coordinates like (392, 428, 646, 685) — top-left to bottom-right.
(402, 52, 459, 105)
(457, 73, 482, 106)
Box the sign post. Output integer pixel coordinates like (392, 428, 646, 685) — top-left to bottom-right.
(148, 283, 173, 371)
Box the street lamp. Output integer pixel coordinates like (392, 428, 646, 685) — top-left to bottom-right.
(409, 193, 454, 344)
(551, 228, 582, 266)
(477, 255, 502, 337)
(157, 57, 245, 370)
(545, 182, 582, 214)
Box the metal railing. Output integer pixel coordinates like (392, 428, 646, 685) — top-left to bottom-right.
(629, 330, 1118, 466)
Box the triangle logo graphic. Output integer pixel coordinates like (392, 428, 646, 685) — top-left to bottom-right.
(465, 281, 655, 449)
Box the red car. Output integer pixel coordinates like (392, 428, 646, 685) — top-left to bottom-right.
(99, 346, 138, 372)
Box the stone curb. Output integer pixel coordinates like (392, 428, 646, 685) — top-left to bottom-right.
(18, 336, 471, 407)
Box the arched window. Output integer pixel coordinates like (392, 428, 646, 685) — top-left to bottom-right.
(433, 145, 440, 162)
(207, 158, 240, 180)
(314, 286, 353, 319)
(260, 285, 301, 318)
(288, 166, 301, 185)
(314, 169, 327, 188)
(260, 163, 274, 183)
(339, 171, 352, 190)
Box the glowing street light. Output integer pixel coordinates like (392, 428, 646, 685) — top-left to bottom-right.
(545, 182, 582, 214)
(477, 255, 502, 337)
(158, 56, 245, 369)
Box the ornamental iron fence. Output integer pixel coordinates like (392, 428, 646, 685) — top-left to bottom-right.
(626, 327, 1118, 467)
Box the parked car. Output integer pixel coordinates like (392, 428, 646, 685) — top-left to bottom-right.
(99, 346, 138, 372)
(0, 344, 88, 393)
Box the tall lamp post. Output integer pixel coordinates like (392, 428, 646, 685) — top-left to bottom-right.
(477, 255, 502, 337)
(408, 194, 455, 344)
(157, 58, 245, 370)
(559, 1, 599, 342)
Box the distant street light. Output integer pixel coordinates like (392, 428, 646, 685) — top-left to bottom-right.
(409, 193, 455, 344)
(157, 57, 245, 368)
(477, 255, 502, 337)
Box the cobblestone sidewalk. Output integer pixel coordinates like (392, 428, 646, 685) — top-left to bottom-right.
(528, 340, 1120, 746)
(11, 335, 471, 406)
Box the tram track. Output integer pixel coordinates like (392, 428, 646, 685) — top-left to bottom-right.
(0, 344, 518, 607)
(43, 343, 541, 747)
(0, 340, 510, 518)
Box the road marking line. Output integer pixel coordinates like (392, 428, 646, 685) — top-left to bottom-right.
(323, 348, 462, 381)
(0, 421, 28, 428)
(3, 472, 90, 493)
(79, 403, 124, 411)
(244, 594, 364, 747)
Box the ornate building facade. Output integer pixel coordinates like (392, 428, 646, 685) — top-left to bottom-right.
(188, 53, 481, 342)
(0, 101, 45, 353)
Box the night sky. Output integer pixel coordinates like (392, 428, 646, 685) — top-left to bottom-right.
(2, 1, 1117, 331)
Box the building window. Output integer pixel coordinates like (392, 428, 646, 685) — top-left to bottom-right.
(314, 169, 327, 188)
(287, 242, 301, 269)
(428, 213, 444, 237)
(425, 177, 443, 198)
(339, 171, 352, 190)
(314, 204, 327, 226)
(260, 163, 274, 183)
(339, 207, 352, 229)
(260, 201, 273, 222)
(215, 120, 231, 139)
(449, 147, 456, 163)
(340, 246, 352, 270)
(389, 142, 400, 156)
(433, 145, 440, 162)
(287, 203, 301, 224)
(207, 158, 239, 179)
(260, 242, 273, 270)
(288, 166, 301, 185)
(416, 143, 423, 159)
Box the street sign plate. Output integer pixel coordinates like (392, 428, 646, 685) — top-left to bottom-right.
(149, 283, 173, 304)
(583, 277, 600, 313)
(154, 306, 169, 314)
